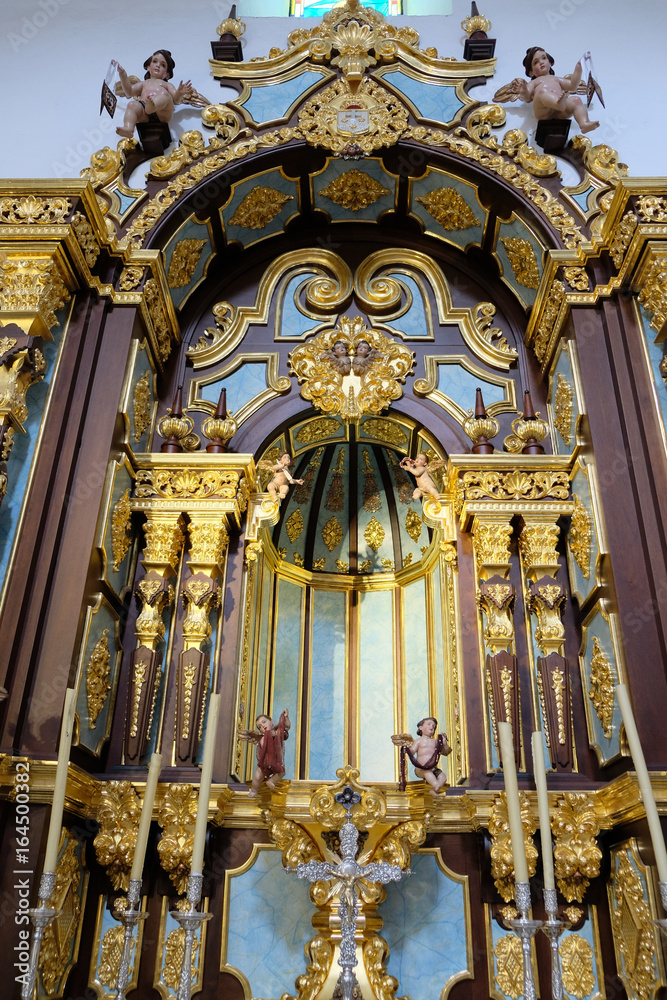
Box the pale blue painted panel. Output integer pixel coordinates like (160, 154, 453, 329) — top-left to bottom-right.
(496, 218, 543, 307)
(312, 444, 350, 571)
(241, 70, 326, 124)
(357, 446, 393, 570)
(383, 70, 464, 123)
(434, 564, 446, 726)
(640, 305, 667, 434)
(385, 272, 431, 338)
(309, 589, 347, 779)
(410, 172, 483, 250)
(359, 589, 395, 781)
(382, 853, 468, 999)
(313, 158, 395, 222)
(277, 271, 318, 339)
(200, 362, 268, 415)
(581, 611, 621, 766)
(437, 363, 505, 412)
(403, 577, 429, 734)
(226, 848, 314, 998)
(164, 219, 212, 308)
(272, 579, 303, 778)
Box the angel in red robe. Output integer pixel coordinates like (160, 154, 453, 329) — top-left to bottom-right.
(238, 710, 290, 796)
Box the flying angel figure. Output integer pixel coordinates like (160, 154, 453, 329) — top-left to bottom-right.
(399, 453, 444, 500)
(238, 710, 290, 796)
(257, 453, 304, 501)
(392, 717, 452, 797)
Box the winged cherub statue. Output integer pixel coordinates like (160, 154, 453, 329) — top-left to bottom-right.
(399, 452, 444, 500)
(237, 710, 290, 796)
(257, 453, 304, 502)
(392, 717, 452, 797)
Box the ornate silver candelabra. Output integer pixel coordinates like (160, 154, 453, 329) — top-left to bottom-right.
(540, 886, 567, 1000)
(172, 871, 213, 1000)
(21, 871, 60, 1000)
(113, 878, 148, 1000)
(506, 881, 543, 1000)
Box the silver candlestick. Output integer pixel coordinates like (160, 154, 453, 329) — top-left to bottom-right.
(172, 872, 213, 1000)
(21, 872, 60, 1000)
(113, 879, 148, 1000)
(654, 880, 667, 942)
(540, 886, 567, 1000)
(506, 881, 542, 1000)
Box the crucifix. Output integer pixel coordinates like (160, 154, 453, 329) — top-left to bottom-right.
(287, 785, 410, 1000)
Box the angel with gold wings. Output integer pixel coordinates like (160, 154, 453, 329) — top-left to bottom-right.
(492, 46, 599, 134)
(238, 710, 290, 796)
(392, 717, 452, 797)
(257, 452, 304, 501)
(399, 453, 444, 500)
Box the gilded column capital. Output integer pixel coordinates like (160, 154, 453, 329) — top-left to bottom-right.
(518, 516, 564, 581)
(470, 515, 513, 580)
(0, 247, 72, 339)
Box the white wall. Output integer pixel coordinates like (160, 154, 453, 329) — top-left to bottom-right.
(1, 0, 664, 180)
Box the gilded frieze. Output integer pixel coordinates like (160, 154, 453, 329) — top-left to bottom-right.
(228, 186, 294, 229)
(416, 187, 480, 230)
(94, 781, 141, 891)
(0, 194, 71, 224)
(589, 637, 614, 739)
(320, 169, 391, 212)
(458, 469, 569, 505)
(135, 467, 240, 501)
(86, 628, 111, 729)
(554, 372, 574, 446)
(560, 935, 596, 999)
(552, 794, 602, 903)
(499, 237, 540, 289)
(167, 238, 206, 288)
(570, 495, 592, 580)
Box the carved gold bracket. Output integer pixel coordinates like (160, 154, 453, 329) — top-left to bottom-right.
(488, 792, 537, 903)
(157, 782, 198, 894)
(553, 793, 602, 903)
(94, 781, 142, 892)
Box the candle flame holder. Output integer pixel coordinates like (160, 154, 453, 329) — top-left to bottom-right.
(113, 879, 148, 1000)
(505, 881, 542, 1000)
(172, 872, 213, 1000)
(540, 886, 568, 1000)
(21, 872, 60, 1000)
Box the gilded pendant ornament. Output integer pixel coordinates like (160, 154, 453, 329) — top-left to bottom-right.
(86, 628, 112, 728)
(364, 516, 385, 552)
(133, 370, 152, 443)
(533, 280, 566, 365)
(611, 849, 657, 1000)
(362, 448, 381, 512)
(488, 792, 537, 902)
(112, 488, 132, 571)
(638, 252, 667, 334)
(286, 508, 305, 543)
(494, 934, 524, 998)
(71, 211, 100, 268)
(608, 210, 638, 269)
(554, 372, 573, 446)
(320, 170, 390, 212)
(298, 77, 408, 155)
(38, 835, 83, 994)
(167, 238, 206, 288)
(405, 507, 422, 543)
(416, 187, 480, 230)
(588, 637, 614, 739)
(98, 924, 125, 987)
(570, 494, 592, 579)
(552, 793, 602, 903)
(288, 317, 415, 423)
(228, 186, 294, 229)
(322, 515, 343, 551)
(157, 782, 198, 893)
(500, 237, 540, 289)
(560, 935, 596, 999)
(325, 450, 345, 511)
(143, 277, 173, 364)
(94, 781, 141, 891)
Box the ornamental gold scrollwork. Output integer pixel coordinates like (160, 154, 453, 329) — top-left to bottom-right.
(488, 792, 537, 902)
(143, 277, 174, 364)
(296, 417, 341, 443)
(416, 187, 480, 230)
(637, 251, 667, 334)
(532, 280, 566, 365)
(363, 934, 406, 1000)
(94, 781, 141, 891)
(608, 210, 638, 270)
(269, 818, 321, 868)
(38, 834, 83, 994)
(71, 211, 101, 268)
(133, 370, 151, 443)
(554, 372, 573, 446)
(309, 766, 386, 830)
(552, 793, 602, 903)
(289, 317, 414, 423)
(570, 495, 592, 579)
(0, 253, 71, 337)
(372, 820, 426, 870)
(588, 637, 614, 739)
(0, 345, 47, 428)
(98, 923, 125, 987)
(119, 266, 144, 292)
(157, 783, 198, 893)
(562, 266, 590, 292)
(162, 900, 200, 988)
(320, 170, 391, 212)
(280, 935, 334, 1000)
(229, 187, 294, 229)
(298, 76, 408, 155)
(494, 934, 524, 999)
(560, 935, 596, 999)
(149, 130, 225, 180)
(636, 195, 667, 222)
(135, 468, 240, 501)
(478, 581, 515, 651)
(364, 516, 385, 552)
(459, 469, 569, 504)
(167, 238, 207, 288)
(0, 194, 71, 224)
(570, 136, 629, 188)
(112, 488, 132, 571)
(610, 848, 657, 999)
(500, 237, 540, 289)
(86, 628, 112, 728)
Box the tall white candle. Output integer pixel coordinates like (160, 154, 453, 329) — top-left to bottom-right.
(498, 721, 529, 885)
(129, 752, 163, 884)
(531, 731, 555, 891)
(43, 688, 77, 875)
(615, 684, 667, 883)
(190, 693, 221, 877)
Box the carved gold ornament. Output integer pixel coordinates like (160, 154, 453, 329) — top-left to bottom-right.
(611, 850, 657, 999)
(564, 905, 583, 924)
(0, 337, 17, 354)
(94, 781, 141, 891)
(135, 468, 240, 500)
(405, 507, 422, 543)
(98, 924, 125, 987)
(562, 266, 590, 291)
(229, 187, 293, 229)
(281, 935, 334, 1000)
(638, 252, 667, 334)
(143, 277, 173, 364)
(364, 516, 385, 552)
(162, 904, 200, 988)
(111, 488, 132, 572)
(518, 522, 560, 576)
(0, 194, 71, 224)
(489, 792, 537, 902)
(570, 495, 592, 580)
(269, 817, 321, 868)
(71, 211, 100, 268)
(285, 508, 305, 544)
(560, 935, 596, 999)
(38, 835, 83, 994)
(362, 418, 407, 445)
(322, 515, 343, 552)
(157, 783, 198, 893)
(167, 238, 206, 288)
(336, 559, 349, 573)
(289, 316, 415, 423)
(0, 346, 47, 428)
(0, 254, 70, 336)
(298, 77, 408, 155)
(133, 370, 151, 443)
(416, 187, 480, 230)
(295, 417, 340, 443)
(473, 521, 513, 571)
(554, 373, 573, 446)
(459, 470, 569, 504)
(320, 170, 390, 212)
(494, 934, 524, 999)
(86, 628, 112, 729)
(552, 793, 602, 903)
(533, 280, 566, 364)
(637, 195, 667, 222)
(609, 210, 638, 269)
(500, 237, 540, 289)
(589, 637, 614, 739)
(119, 266, 144, 291)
